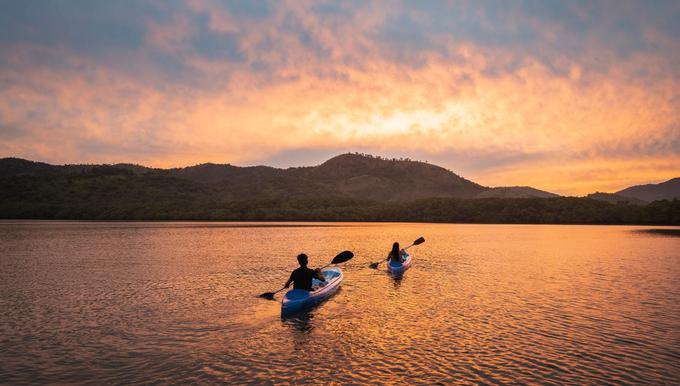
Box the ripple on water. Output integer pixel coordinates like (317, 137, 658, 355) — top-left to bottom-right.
(0, 222, 679, 384)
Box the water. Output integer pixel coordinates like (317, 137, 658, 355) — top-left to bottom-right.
(1, 221, 679, 385)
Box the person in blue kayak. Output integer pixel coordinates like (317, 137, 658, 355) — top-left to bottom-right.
(284, 253, 325, 291)
(387, 242, 405, 264)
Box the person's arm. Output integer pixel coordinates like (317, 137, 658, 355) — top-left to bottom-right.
(386, 252, 392, 261)
(314, 268, 325, 281)
(284, 272, 294, 288)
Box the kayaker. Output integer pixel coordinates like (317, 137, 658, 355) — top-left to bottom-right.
(387, 242, 405, 264)
(284, 253, 325, 291)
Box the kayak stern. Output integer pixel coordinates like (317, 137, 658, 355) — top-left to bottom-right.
(281, 267, 343, 316)
(387, 252, 412, 275)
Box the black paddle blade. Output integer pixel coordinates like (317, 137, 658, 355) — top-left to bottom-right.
(413, 237, 425, 245)
(258, 292, 276, 300)
(331, 250, 354, 265)
(369, 261, 381, 269)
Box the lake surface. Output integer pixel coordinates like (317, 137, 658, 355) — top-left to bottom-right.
(1, 221, 679, 385)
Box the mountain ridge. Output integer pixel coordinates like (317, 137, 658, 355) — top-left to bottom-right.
(0, 153, 493, 201)
(476, 186, 559, 199)
(1, 154, 677, 201)
(585, 192, 646, 205)
(1, 154, 678, 224)
(616, 177, 680, 202)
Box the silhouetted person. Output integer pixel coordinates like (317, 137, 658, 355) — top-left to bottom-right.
(386, 242, 405, 264)
(285, 253, 325, 291)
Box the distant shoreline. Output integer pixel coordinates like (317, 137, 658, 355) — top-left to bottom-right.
(2, 218, 680, 227)
(2, 155, 679, 225)
(636, 228, 680, 237)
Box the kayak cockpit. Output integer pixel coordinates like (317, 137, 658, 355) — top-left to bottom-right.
(313, 268, 341, 288)
(387, 252, 412, 275)
(283, 289, 310, 301)
(281, 267, 344, 316)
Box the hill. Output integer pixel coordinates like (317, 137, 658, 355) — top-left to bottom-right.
(1, 154, 678, 224)
(0, 153, 488, 201)
(476, 186, 558, 199)
(585, 192, 646, 205)
(0, 158, 58, 178)
(616, 178, 680, 202)
(164, 153, 488, 200)
(293, 153, 487, 200)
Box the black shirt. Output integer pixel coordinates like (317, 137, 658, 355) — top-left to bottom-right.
(289, 267, 322, 291)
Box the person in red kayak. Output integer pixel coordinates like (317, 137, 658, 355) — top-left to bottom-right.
(284, 253, 325, 291)
(386, 242, 405, 264)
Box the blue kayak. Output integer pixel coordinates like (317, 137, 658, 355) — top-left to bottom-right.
(281, 267, 343, 316)
(387, 252, 412, 276)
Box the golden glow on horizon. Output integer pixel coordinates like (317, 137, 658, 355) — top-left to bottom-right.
(0, 2, 678, 196)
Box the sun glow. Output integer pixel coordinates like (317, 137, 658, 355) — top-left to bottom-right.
(0, 1, 678, 195)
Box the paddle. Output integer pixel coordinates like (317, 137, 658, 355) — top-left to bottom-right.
(369, 236, 425, 269)
(319, 250, 354, 269)
(258, 250, 354, 300)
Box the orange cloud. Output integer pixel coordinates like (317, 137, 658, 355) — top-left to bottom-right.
(0, 1, 678, 195)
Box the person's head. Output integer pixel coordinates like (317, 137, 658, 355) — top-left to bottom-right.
(297, 253, 309, 267)
(392, 242, 400, 256)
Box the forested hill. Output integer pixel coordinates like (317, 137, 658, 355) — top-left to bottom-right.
(0, 154, 678, 224)
(616, 178, 680, 202)
(0, 154, 489, 201)
(168, 153, 493, 200)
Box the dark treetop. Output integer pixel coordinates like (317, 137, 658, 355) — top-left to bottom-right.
(1, 154, 678, 224)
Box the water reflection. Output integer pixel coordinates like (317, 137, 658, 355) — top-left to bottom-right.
(636, 228, 680, 237)
(0, 222, 678, 384)
(282, 311, 315, 333)
(280, 288, 344, 332)
(391, 273, 405, 288)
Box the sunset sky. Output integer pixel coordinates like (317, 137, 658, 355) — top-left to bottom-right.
(1, 1, 679, 195)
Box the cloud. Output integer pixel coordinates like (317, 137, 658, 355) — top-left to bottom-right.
(0, 1, 678, 194)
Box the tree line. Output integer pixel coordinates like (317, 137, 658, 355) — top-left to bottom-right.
(1, 168, 678, 224)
